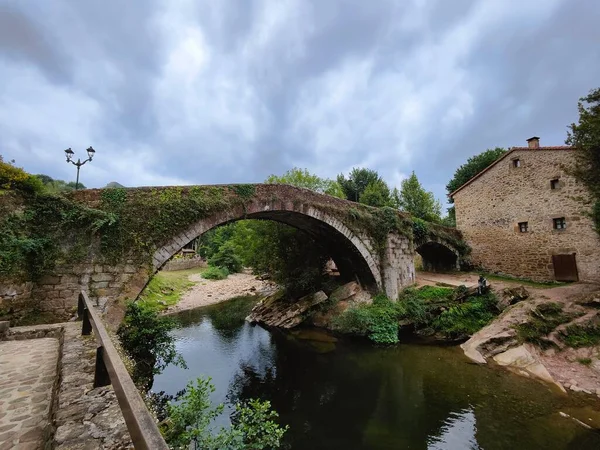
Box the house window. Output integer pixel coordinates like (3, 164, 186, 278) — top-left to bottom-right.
(518, 222, 528, 233)
(553, 217, 566, 230)
(550, 179, 559, 190)
(512, 158, 521, 168)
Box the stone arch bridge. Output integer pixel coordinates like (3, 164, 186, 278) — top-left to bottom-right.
(21, 184, 466, 325)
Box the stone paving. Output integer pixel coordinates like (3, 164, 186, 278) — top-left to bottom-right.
(53, 323, 131, 450)
(0, 338, 59, 450)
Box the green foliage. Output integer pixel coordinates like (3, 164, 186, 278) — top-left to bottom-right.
(162, 376, 288, 450)
(334, 294, 401, 344)
(337, 168, 387, 203)
(266, 167, 344, 198)
(0, 192, 109, 280)
(559, 316, 600, 348)
(400, 285, 453, 301)
(117, 302, 186, 389)
(442, 206, 456, 227)
(35, 174, 86, 193)
(335, 285, 498, 344)
(359, 179, 392, 207)
(208, 242, 243, 273)
(446, 147, 507, 201)
(231, 184, 256, 200)
(566, 87, 600, 235)
(411, 218, 429, 242)
(515, 303, 578, 348)
(202, 265, 230, 280)
(0, 157, 45, 195)
(577, 357, 593, 366)
(432, 292, 498, 339)
(398, 172, 442, 222)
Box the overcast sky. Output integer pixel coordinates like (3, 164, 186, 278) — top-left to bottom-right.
(1, 0, 599, 209)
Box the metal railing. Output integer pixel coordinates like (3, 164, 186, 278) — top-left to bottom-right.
(77, 291, 169, 450)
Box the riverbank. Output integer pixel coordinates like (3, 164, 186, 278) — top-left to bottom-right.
(162, 269, 275, 314)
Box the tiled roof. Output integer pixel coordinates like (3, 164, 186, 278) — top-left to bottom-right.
(449, 146, 573, 198)
(509, 146, 572, 151)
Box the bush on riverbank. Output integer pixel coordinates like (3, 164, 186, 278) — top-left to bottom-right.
(117, 302, 186, 390)
(334, 285, 500, 344)
(202, 265, 230, 280)
(161, 376, 288, 450)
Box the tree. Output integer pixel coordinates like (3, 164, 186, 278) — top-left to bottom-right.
(266, 167, 344, 198)
(398, 172, 442, 223)
(566, 87, 600, 234)
(337, 168, 384, 203)
(34, 174, 86, 193)
(359, 179, 391, 207)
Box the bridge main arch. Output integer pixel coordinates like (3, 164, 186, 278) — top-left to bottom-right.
(152, 199, 382, 295)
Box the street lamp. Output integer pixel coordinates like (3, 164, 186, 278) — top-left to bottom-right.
(64, 146, 96, 190)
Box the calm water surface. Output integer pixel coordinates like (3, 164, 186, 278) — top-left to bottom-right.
(154, 298, 600, 450)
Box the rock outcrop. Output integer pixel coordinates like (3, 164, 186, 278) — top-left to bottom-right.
(310, 281, 371, 329)
(246, 281, 373, 330)
(246, 290, 328, 328)
(461, 287, 600, 396)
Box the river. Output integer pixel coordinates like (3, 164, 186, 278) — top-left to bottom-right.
(154, 296, 600, 449)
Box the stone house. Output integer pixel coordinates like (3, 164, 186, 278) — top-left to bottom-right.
(450, 137, 600, 283)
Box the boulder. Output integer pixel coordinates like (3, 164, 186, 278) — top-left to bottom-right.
(498, 286, 530, 311)
(247, 291, 328, 329)
(493, 345, 566, 393)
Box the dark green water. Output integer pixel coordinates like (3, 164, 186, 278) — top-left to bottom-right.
(154, 297, 600, 449)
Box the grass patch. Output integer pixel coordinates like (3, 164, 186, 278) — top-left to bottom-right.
(577, 357, 593, 366)
(201, 265, 229, 280)
(559, 317, 600, 348)
(400, 285, 453, 302)
(138, 268, 206, 312)
(483, 273, 567, 289)
(515, 303, 578, 348)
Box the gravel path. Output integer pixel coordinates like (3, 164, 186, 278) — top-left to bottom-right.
(165, 271, 272, 314)
(0, 338, 59, 449)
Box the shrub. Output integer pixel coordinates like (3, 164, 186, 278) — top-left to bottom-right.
(0, 157, 45, 195)
(117, 302, 186, 390)
(202, 265, 230, 280)
(162, 376, 288, 450)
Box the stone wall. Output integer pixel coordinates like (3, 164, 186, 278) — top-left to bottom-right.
(162, 257, 207, 272)
(453, 148, 600, 282)
(0, 281, 33, 314)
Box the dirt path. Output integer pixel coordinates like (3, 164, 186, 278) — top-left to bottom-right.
(165, 271, 274, 314)
(416, 271, 599, 300)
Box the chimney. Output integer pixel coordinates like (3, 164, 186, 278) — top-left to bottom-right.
(526, 136, 540, 149)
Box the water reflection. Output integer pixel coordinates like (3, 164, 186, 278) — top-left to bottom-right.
(154, 298, 600, 450)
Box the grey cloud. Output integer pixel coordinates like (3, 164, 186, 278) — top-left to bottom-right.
(1, 0, 599, 208)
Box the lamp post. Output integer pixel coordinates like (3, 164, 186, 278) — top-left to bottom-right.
(64, 147, 96, 190)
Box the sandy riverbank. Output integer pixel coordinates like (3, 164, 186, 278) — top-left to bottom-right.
(164, 271, 274, 314)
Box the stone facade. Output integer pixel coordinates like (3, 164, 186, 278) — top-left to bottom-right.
(452, 141, 600, 282)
